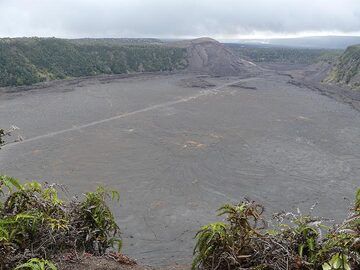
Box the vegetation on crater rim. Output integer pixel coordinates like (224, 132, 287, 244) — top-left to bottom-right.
(0, 37, 188, 87)
(326, 45, 360, 89)
(1, 174, 358, 270)
(193, 190, 359, 270)
(226, 43, 342, 65)
(0, 176, 121, 270)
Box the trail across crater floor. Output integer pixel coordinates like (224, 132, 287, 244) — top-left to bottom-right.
(0, 73, 359, 265)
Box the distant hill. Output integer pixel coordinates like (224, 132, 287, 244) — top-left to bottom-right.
(326, 44, 360, 89)
(169, 37, 259, 76)
(68, 38, 164, 46)
(0, 37, 187, 87)
(229, 36, 360, 49)
(226, 43, 342, 64)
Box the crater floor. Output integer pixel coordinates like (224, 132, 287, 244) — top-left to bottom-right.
(1, 72, 359, 265)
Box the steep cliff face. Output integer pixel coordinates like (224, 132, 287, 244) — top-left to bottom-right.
(326, 45, 360, 89)
(170, 38, 259, 76)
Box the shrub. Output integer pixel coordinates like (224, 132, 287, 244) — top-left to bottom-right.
(0, 128, 6, 147)
(0, 176, 121, 269)
(0, 126, 21, 148)
(193, 189, 360, 270)
(14, 258, 57, 270)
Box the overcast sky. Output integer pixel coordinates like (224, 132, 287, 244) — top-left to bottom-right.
(1, 0, 360, 39)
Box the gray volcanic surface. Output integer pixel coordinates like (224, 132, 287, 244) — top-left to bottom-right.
(171, 38, 259, 76)
(1, 72, 360, 265)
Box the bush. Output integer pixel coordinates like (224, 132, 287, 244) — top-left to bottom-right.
(0, 126, 21, 149)
(193, 189, 360, 270)
(0, 176, 121, 269)
(14, 258, 57, 270)
(0, 129, 4, 146)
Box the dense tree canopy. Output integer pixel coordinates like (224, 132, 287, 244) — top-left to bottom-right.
(0, 38, 187, 87)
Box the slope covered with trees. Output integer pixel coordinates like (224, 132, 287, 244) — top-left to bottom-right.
(226, 43, 341, 64)
(326, 45, 360, 89)
(0, 38, 187, 87)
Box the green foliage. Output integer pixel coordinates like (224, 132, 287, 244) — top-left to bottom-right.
(193, 222, 229, 269)
(326, 45, 360, 89)
(193, 190, 360, 270)
(0, 37, 188, 87)
(277, 212, 324, 264)
(76, 186, 121, 254)
(322, 253, 351, 270)
(227, 43, 342, 64)
(355, 188, 360, 212)
(14, 258, 57, 270)
(0, 176, 121, 269)
(193, 201, 266, 270)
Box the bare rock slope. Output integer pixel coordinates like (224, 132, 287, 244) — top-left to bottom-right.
(169, 37, 259, 76)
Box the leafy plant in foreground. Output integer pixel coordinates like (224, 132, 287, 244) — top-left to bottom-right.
(0, 176, 121, 270)
(193, 189, 360, 270)
(193, 200, 267, 270)
(14, 258, 57, 270)
(74, 186, 121, 254)
(322, 253, 351, 270)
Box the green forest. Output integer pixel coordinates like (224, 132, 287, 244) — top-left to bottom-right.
(0, 38, 187, 87)
(226, 43, 342, 64)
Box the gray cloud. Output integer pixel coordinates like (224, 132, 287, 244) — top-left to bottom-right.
(0, 0, 359, 38)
